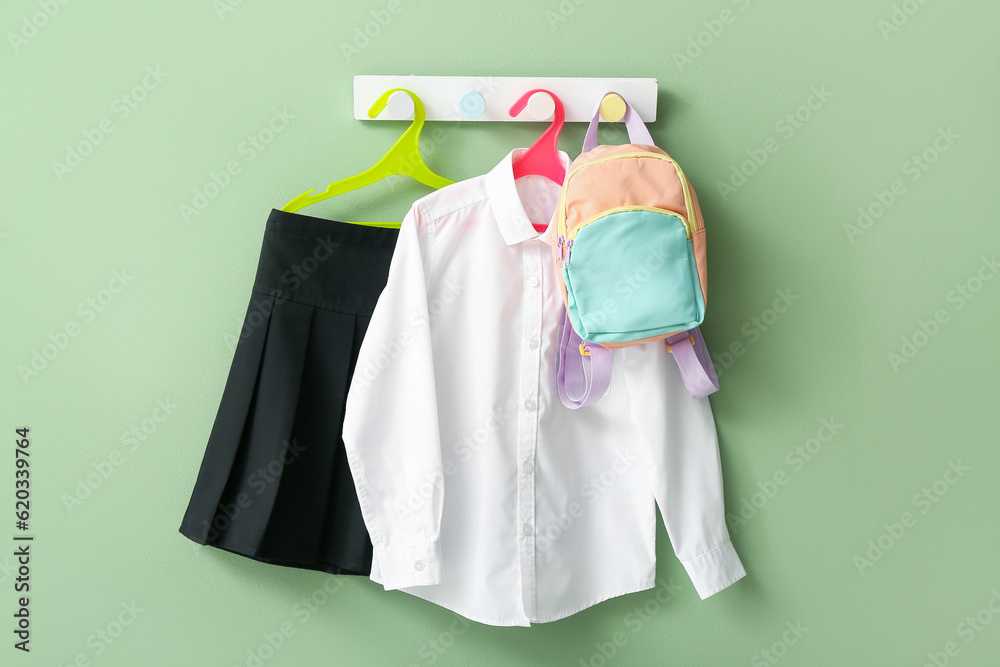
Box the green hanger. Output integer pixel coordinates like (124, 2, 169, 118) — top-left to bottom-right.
(281, 88, 454, 227)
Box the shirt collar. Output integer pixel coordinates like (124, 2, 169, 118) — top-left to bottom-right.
(485, 148, 570, 247)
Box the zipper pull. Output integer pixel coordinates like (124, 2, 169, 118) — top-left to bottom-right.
(556, 236, 564, 264)
(565, 239, 573, 267)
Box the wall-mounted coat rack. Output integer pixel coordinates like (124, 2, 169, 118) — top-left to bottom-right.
(354, 75, 657, 123)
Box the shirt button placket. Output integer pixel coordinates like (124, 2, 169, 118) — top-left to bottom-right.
(516, 244, 543, 622)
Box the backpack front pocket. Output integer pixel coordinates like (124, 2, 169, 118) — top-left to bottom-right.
(562, 207, 705, 344)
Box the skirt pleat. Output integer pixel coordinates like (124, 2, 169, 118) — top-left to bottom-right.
(215, 298, 315, 551)
(255, 307, 371, 572)
(179, 292, 277, 546)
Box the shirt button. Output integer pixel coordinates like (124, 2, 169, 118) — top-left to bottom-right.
(523, 523, 533, 536)
(414, 560, 425, 571)
(522, 460, 534, 474)
(526, 338, 539, 350)
(527, 276, 540, 288)
(524, 398, 536, 411)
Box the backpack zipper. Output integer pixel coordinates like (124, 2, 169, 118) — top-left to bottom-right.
(563, 205, 691, 267)
(555, 151, 697, 255)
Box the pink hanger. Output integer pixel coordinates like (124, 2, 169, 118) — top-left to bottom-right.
(509, 89, 566, 232)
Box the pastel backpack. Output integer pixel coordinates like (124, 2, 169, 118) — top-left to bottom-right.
(554, 95, 719, 407)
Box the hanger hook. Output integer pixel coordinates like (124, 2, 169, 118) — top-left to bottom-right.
(508, 88, 565, 130)
(366, 88, 430, 176)
(369, 88, 426, 127)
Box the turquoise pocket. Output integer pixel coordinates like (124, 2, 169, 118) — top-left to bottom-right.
(563, 209, 705, 343)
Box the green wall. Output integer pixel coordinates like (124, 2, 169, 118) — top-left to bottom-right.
(3, 0, 999, 665)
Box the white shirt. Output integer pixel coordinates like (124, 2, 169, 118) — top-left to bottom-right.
(342, 149, 746, 626)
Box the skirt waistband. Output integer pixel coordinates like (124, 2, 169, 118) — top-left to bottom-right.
(252, 210, 399, 316)
(265, 208, 399, 249)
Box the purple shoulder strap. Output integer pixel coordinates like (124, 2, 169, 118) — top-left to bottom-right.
(557, 317, 720, 408)
(582, 93, 653, 153)
(556, 309, 613, 409)
(666, 329, 720, 398)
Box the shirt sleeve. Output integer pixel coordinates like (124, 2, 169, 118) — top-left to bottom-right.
(342, 204, 444, 590)
(619, 341, 746, 599)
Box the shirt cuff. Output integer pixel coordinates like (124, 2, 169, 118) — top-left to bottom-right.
(374, 543, 442, 590)
(681, 540, 746, 599)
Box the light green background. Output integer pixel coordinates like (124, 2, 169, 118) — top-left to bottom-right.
(2, 1, 999, 665)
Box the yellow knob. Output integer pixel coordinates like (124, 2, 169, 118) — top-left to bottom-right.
(599, 93, 626, 122)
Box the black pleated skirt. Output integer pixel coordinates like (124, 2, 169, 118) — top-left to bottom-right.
(179, 208, 398, 575)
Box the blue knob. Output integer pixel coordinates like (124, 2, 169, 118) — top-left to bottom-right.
(459, 91, 486, 119)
